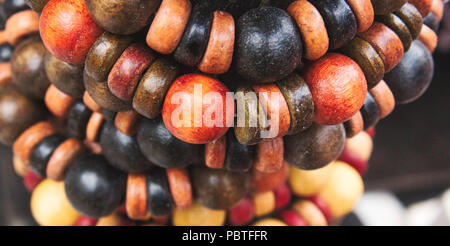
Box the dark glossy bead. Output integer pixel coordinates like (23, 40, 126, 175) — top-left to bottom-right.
(360, 93, 380, 130)
(423, 12, 439, 32)
(100, 123, 153, 173)
(65, 154, 127, 218)
(371, 0, 407, 15)
(0, 43, 14, 62)
(224, 131, 254, 172)
(0, 0, 29, 20)
(10, 35, 50, 99)
(44, 52, 84, 98)
(376, 13, 413, 51)
(85, 0, 160, 35)
(384, 40, 434, 104)
(146, 167, 174, 217)
(174, 4, 213, 67)
(29, 134, 66, 178)
(191, 166, 250, 210)
(137, 117, 201, 169)
(235, 7, 302, 83)
(309, 0, 357, 50)
(284, 123, 345, 170)
(192, 0, 262, 17)
(24, 0, 49, 13)
(394, 3, 423, 40)
(66, 101, 92, 139)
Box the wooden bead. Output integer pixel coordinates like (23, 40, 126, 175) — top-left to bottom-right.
(192, 166, 249, 210)
(310, 0, 357, 50)
(24, 0, 49, 13)
(114, 110, 140, 136)
(253, 191, 275, 217)
(44, 52, 84, 98)
(370, 0, 407, 15)
(0, 83, 44, 145)
(100, 122, 154, 173)
(339, 37, 385, 89)
(252, 218, 287, 226)
(276, 73, 314, 135)
(172, 201, 226, 226)
(228, 197, 255, 226)
(204, 134, 226, 169)
(346, 131, 373, 161)
(0, 62, 12, 84)
(85, 112, 104, 142)
(394, 3, 423, 40)
(430, 0, 444, 21)
(251, 161, 289, 192)
(66, 101, 92, 139)
(409, 0, 432, 17)
(5, 10, 39, 46)
(137, 117, 201, 168)
(85, 0, 160, 35)
(46, 138, 84, 181)
(360, 92, 380, 130)
(419, 24, 437, 52)
(345, 0, 375, 33)
(146, 167, 174, 217)
(133, 58, 179, 119)
(369, 80, 395, 119)
(162, 74, 232, 144)
(376, 13, 413, 51)
(305, 53, 367, 125)
(39, 0, 103, 65)
(126, 174, 149, 221)
(31, 179, 80, 226)
(254, 138, 284, 174)
(0, 43, 13, 62)
(235, 7, 302, 83)
(384, 40, 433, 104)
(344, 111, 364, 138)
(10, 35, 50, 99)
(288, 163, 332, 197)
(358, 22, 405, 72)
(65, 154, 127, 218)
(108, 43, 156, 102)
(319, 161, 364, 219)
(83, 91, 101, 112)
(278, 210, 308, 226)
(45, 85, 76, 118)
(29, 134, 66, 178)
(287, 0, 328, 60)
(224, 131, 254, 172)
(146, 0, 192, 54)
(292, 200, 328, 226)
(166, 168, 192, 209)
(13, 121, 55, 165)
(174, 3, 213, 67)
(198, 11, 235, 74)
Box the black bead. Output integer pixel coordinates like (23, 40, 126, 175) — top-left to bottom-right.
(29, 134, 66, 178)
(101, 109, 117, 123)
(100, 122, 154, 173)
(137, 117, 201, 169)
(0, 0, 29, 20)
(191, 0, 262, 17)
(360, 93, 380, 130)
(0, 43, 14, 62)
(235, 6, 303, 83)
(174, 3, 213, 67)
(423, 13, 439, 32)
(224, 131, 254, 172)
(146, 167, 174, 217)
(65, 154, 127, 218)
(384, 41, 434, 104)
(66, 101, 92, 139)
(309, 0, 357, 50)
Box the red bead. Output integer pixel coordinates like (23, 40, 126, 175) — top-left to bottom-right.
(274, 183, 291, 210)
(366, 127, 376, 138)
(338, 147, 368, 175)
(278, 210, 308, 226)
(152, 216, 169, 225)
(74, 216, 98, 226)
(310, 195, 332, 223)
(23, 171, 43, 192)
(227, 197, 255, 226)
(305, 53, 367, 125)
(39, 0, 103, 65)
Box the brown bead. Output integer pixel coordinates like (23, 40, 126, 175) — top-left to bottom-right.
(358, 22, 404, 72)
(146, 0, 192, 54)
(344, 111, 364, 138)
(419, 24, 438, 52)
(430, 0, 444, 21)
(345, 0, 375, 33)
(198, 11, 235, 74)
(108, 43, 156, 102)
(44, 52, 84, 98)
(114, 110, 140, 136)
(5, 10, 39, 46)
(85, 112, 104, 142)
(44, 85, 76, 118)
(166, 168, 192, 209)
(253, 191, 276, 217)
(46, 138, 84, 181)
(370, 0, 407, 15)
(376, 13, 413, 51)
(13, 121, 55, 165)
(204, 134, 226, 169)
(292, 200, 328, 226)
(369, 80, 395, 119)
(409, 0, 432, 17)
(287, 0, 329, 60)
(126, 174, 150, 220)
(83, 91, 101, 112)
(0, 62, 12, 85)
(251, 161, 289, 192)
(394, 3, 423, 40)
(25, 0, 50, 13)
(254, 138, 284, 174)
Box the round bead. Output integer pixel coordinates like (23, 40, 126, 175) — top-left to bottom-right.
(344, 111, 364, 138)
(384, 40, 433, 104)
(224, 131, 254, 172)
(65, 154, 127, 218)
(369, 80, 395, 119)
(292, 200, 328, 226)
(409, 0, 432, 17)
(192, 166, 250, 210)
(31, 179, 80, 226)
(376, 13, 413, 51)
(172, 201, 226, 226)
(419, 24, 438, 53)
(204, 134, 226, 169)
(0, 43, 14, 62)
(39, 0, 103, 65)
(235, 6, 302, 83)
(394, 3, 423, 40)
(85, 0, 160, 35)
(162, 74, 232, 144)
(146, 0, 192, 54)
(126, 174, 149, 221)
(137, 117, 201, 168)
(253, 191, 275, 217)
(66, 101, 92, 139)
(251, 161, 289, 192)
(44, 52, 84, 98)
(46, 138, 84, 181)
(345, 0, 374, 33)
(4, 10, 39, 46)
(227, 197, 255, 226)
(29, 134, 66, 178)
(304, 53, 367, 125)
(24, 0, 49, 13)
(274, 182, 292, 210)
(360, 92, 380, 130)
(252, 218, 287, 226)
(310, 195, 332, 222)
(146, 167, 174, 217)
(288, 163, 333, 197)
(346, 131, 373, 161)
(370, 0, 407, 15)
(278, 210, 308, 226)
(45, 85, 76, 118)
(114, 110, 140, 136)
(166, 168, 192, 209)
(13, 121, 55, 165)
(254, 137, 284, 174)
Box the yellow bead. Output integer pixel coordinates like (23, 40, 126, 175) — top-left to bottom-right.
(252, 218, 287, 226)
(253, 191, 275, 217)
(288, 164, 332, 196)
(96, 213, 122, 226)
(31, 179, 80, 226)
(292, 200, 327, 226)
(173, 201, 226, 226)
(319, 161, 364, 219)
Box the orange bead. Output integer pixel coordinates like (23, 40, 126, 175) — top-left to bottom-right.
(254, 138, 284, 174)
(369, 80, 395, 119)
(204, 134, 226, 169)
(345, 0, 375, 33)
(45, 85, 76, 118)
(419, 25, 438, 53)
